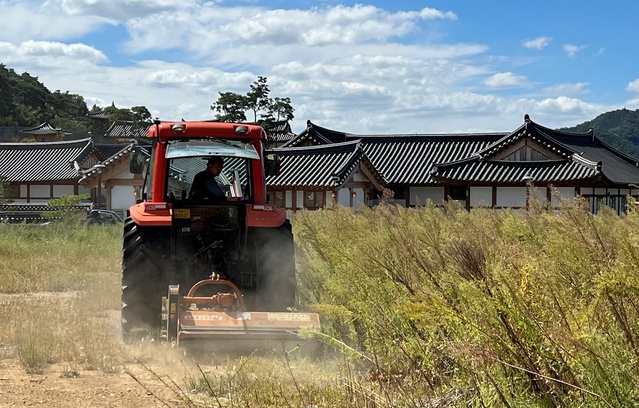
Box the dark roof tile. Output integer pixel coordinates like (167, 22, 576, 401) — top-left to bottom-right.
(0, 138, 94, 182)
(268, 141, 373, 188)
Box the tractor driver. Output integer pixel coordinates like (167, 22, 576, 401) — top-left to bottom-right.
(189, 156, 227, 200)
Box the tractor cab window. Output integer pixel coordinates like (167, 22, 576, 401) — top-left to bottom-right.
(166, 156, 253, 201)
(164, 139, 259, 201)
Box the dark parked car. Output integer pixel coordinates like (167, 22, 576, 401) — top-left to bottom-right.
(87, 209, 122, 225)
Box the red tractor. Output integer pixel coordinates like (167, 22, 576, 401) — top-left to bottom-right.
(122, 120, 318, 342)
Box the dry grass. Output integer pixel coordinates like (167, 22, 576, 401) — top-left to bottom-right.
(5, 200, 639, 406)
(0, 221, 123, 374)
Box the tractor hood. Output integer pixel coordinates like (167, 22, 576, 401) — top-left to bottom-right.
(166, 139, 260, 160)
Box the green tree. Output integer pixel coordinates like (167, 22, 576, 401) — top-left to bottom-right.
(131, 106, 152, 125)
(246, 76, 271, 122)
(0, 64, 14, 125)
(45, 194, 90, 221)
(211, 92, 249, 122)
(210, 76, 295, 125)
(260, 96, 295, 130)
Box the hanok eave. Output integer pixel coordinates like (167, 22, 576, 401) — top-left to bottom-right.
(78, 142, 147, 211)
(104, 121, 150, 144)
(431, 116, 639, 213)
(266, 140, 385, 213)
(20, 122, 70, 142)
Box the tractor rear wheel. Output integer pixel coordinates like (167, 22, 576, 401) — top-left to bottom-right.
(252, 219, 296, 311)
(121, 217, 167, 341)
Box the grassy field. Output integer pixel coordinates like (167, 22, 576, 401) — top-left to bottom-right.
(2, 199, 639, 406)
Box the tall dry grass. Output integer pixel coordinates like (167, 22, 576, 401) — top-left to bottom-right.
(4, 199, 639, 407)
(0, 220, 123, 373)
(294, 198, 639, 406)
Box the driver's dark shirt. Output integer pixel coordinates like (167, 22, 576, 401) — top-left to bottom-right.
(189, 170, 226, 200)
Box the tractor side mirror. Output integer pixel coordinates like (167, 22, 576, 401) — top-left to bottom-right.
(265, 154, 281, 177)
(130, 146, 145, 174)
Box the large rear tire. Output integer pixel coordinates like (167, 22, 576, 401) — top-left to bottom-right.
(252, 219, 296, 311)
(121, 217, 167, 341)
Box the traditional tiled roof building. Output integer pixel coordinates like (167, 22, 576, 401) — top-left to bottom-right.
(268, 115, 639, 213)
(0, 138, 97, 203)
(104, 121, 149, 144)
(20, 122, 70, 142)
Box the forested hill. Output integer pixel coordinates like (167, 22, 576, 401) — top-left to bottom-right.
(0, 64, 151, 135)
(559, 108, 639, 159)
(0, 64, 92, 131)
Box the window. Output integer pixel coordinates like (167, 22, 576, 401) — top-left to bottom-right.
(304, 191, 325, 209)
(166, 156, 252, 200)
(449, 186, 466, 201)
(272, 191, 285, 207)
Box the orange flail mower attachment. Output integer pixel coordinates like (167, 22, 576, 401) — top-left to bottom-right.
(162, 275, 321, 344)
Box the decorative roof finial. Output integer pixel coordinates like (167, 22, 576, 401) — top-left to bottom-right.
(524, 114, 531, 123)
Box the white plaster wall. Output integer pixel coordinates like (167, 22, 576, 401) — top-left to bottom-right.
(496, 187, 526, 207)
(296, 191, 304, 209)
(325, 192, 334, 208)
(53, 185, 74, 198)
(353, 172, 368, 182)
(353, 188, 365, 210)
(338, 188, 351, 206)
(409, 186, 444, 206)
(285, 190, 293, 208)
(30, 185, 50, 198)
(470, 186, 492, 207)
(111, 186, 136, 210)
(551, 187, 575, 206)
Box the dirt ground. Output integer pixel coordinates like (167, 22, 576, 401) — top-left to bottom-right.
(0, 357, 188, 408)
(0, 293, 212, 408)
(0, 292, 324, 407)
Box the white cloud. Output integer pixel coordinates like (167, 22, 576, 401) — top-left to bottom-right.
(483, 72, 528, 89)
(0, 2, 622, 134)
(123, 4, 457, 53)
(58, 0, 194, 20)
(0, 1, 107, 42)
(563, 44, 586, 58)
(626, 78, 639, 93)
(543, 82, 589, 96)
(624, 97, 639, 110)
(0, 40, 108, 67)
(523, 37, 551, 49)
(536, 96, 604, 115)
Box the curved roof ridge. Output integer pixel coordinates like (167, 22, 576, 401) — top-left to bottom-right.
(331, 144, 364, 185)
(0, 137, 93, 147)
(271, 139, 362, 153)
(571, 153, 601, 170)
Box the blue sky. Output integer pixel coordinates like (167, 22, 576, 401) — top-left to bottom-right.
(2, 0, 639, 134)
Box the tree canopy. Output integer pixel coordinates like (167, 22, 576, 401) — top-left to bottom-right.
(0, 64, 152, 134)
(0, 64, 91, 130)
(210, 76, 295, 132)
